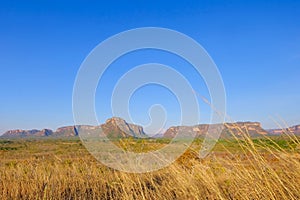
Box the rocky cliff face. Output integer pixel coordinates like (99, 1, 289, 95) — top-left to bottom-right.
(3, 118, 297, 138)
(3, 129, 40, 137)
(164, 122, 268, 138)
(101, 117, 146, 138)
(164, 125, 209, 138)
(267, 125, 300, 135)
(55, 126, 78, 137)
(224, 122, 268, 137)
(294, 125, 300, 134)
(1, 117, 147, 138)
(35, 129, 53, 136)
(2, 127, 73, 138)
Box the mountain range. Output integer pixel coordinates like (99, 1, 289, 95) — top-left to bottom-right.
(1, 117, 299, 138)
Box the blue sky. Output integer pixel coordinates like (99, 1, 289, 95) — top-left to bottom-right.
(0, 0, 300, 134)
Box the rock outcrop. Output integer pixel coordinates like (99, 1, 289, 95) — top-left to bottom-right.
(55, 126, 78, 137)
(164, 122, 268, 138)
(2, 127, 73, 138)
(1, 117, 147, 138)
(267, 125, 300, 135)
(101, 117, 146, 138)
(2, 129, 40, 137)
(3, 118, 298, 139)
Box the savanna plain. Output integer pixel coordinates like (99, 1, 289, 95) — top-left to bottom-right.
(1, 129, 300, 200)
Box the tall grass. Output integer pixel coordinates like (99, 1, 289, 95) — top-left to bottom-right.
(0, 126, 300, 199)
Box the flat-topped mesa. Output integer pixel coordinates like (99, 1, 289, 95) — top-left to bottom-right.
(2, 129, 52, 137)
(268, 124, 300, 135)
(224, 122, 268, 136)
(233, 122, 261, 127)
(163, 122, 268, 138)
(2, 126, 77, 138)
(3, 129, 39, 137)
(164, 125, 210, 138)
(289, 125, 300, 134)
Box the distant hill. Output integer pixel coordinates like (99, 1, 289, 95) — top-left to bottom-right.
(1, 117, 147, 139)
(267, 124, 300, 135)
(1, 127, 77, 138)
(101, 117, 146, 138)
(2, 117, 299, 139)
(163, 122, 269, 138)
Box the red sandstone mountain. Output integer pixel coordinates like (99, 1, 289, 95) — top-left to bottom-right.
(2, 118, 299, 138)
(163, 122, 269, 138)
(267, 125, 300, 135)
(1, 117, 146, 138)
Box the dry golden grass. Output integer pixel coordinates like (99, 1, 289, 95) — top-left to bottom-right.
(1, 129, 300, 199)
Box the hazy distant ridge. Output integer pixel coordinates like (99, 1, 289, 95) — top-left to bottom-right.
(2, 117, 300, 138)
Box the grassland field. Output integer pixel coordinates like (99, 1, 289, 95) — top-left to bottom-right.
(1, 135, 300, 199)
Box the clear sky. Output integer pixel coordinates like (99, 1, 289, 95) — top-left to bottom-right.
(0, 0, 300, 134)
